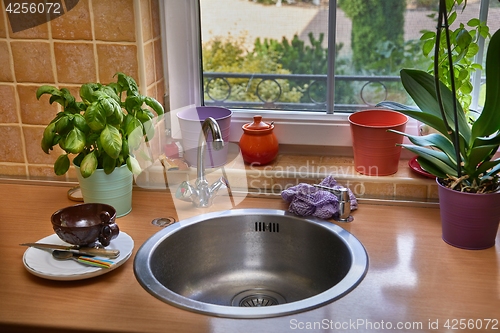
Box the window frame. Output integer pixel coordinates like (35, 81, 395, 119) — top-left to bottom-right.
(159, 0, 489, 147)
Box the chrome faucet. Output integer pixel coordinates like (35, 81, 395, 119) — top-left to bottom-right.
(313, 184, 353, 222)
(175, 117, 229, 208)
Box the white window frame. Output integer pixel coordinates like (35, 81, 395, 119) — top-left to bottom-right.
(159, 0, 490, 147)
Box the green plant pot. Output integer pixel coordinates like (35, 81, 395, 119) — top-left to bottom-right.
(75, 164, 133, 218)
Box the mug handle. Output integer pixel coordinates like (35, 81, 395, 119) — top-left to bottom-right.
(99, 211, 111, 224)
(99, 223, 120, 247)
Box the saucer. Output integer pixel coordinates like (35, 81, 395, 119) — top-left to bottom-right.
(408, 156, 435, 179)
(23, 232, 134, 281)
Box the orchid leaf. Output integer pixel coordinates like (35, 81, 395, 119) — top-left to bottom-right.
(465, 144, 498, 173)
(399, 144, 458, 177)
(471, 29, 500, 138)
(416, 156, 448, 179)
(401, 69, 471, 142)
(484, 161, 500, 179)
(391, 131, 457, 164)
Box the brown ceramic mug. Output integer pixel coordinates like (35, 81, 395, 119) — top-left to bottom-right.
(51, 203, 119, 247)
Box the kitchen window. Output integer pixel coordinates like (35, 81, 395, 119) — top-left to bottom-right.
(160, 0, 496, 146)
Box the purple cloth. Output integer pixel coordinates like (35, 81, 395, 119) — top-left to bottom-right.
(281, 175, 358, 219)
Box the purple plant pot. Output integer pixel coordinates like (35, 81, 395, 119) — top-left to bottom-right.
(177, 106, 232, 168)
(437, 179, 500, 250)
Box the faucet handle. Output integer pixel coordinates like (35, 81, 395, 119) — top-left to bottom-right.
(175, 181, 196, 201)
(313, 184, 353, 222)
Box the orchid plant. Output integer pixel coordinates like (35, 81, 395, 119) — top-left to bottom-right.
(379, 0, 500, 194)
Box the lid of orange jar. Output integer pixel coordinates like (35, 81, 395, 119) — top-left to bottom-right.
(242, 115, 274, 134)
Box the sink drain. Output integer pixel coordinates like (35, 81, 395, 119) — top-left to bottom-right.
(231, 289, 286, 307)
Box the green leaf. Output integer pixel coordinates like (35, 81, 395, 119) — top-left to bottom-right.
(471, 29, 500, 138)
(99, 96, 115, 117)
(115, 72, 139, 96)
(465, 144, 499, 174)
(125, 117, 142, 136)
(400, 69, 471, 142)
(144, 97, 164, 116)
(64, 127, 86, 154)
(72, 114, 89, 134)
(102, 153, 116, 174)
(483, 160, 500, 179)
(391, 131, 457, 165)
(54, 154, 70, 176)
(100, 125, 122, 159)
(126, 155, 142, 175)
(416, 156, 447, 179)
(79, 83, 101, 104)
(80, 152, 97, 178)
(467, 18, 480, 27)
(422, 40, 435, 57)
(455, 28, 472, 50)
(84, 102, 106, 131)
(420, 31, 435, 41)
(55, 115, 72, 136)
(36, 85, 61, 100)
(41, 122, 56, 154)
(398, 144, 458, 177)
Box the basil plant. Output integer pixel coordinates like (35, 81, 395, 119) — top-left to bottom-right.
(38, 73, 164, 178)
(379, 28, 500, 194)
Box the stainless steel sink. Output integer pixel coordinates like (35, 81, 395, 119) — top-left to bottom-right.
(134, 209, 368, 318)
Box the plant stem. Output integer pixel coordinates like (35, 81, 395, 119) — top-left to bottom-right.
(436, 0, 462, 178)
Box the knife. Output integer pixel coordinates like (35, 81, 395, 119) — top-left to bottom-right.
(20, 243, 120, 259)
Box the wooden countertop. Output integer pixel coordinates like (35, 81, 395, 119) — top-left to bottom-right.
(0, 181, 499, 333)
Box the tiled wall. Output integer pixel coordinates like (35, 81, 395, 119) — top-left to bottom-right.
(0, 0, 165, 181)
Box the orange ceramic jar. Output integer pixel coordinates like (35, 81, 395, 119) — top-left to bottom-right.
(239, 115, 279, 165)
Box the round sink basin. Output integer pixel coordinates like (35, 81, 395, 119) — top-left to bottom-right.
(134, 209, 368, 318)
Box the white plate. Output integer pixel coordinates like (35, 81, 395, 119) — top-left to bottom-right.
(23, 232, 134, 281)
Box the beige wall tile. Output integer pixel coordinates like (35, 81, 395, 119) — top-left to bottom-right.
(362, 182, 395, 198)
(429, 184, 439, 200)
(28, 165, 66, 181)
(51, 0, 92, 40)
(0, 85, 18, 123)
(151, 0, 161, 38)
(11, 41, 54, 83)
(23, 126, 61, 164)
(0, 125, 25, 163)
(141, 0, 153, 42)
(155, 79, 165, 103)
(18, 85, 59, 125)
(0, 41, 14, 82)
(0, 10, 7, 38)
(0, 164, 27, 178)
(154, 39, 163, 83)
(54, 42, 96, 83)
(144, 41, 155, 86)
(395, 184, 429, 200)
(93, 0, 136, 42)
(7, 18, 49, 39)
(96, 44, 138, 84)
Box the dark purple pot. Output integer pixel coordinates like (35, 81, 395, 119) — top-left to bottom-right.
(437, 179, 500, 250)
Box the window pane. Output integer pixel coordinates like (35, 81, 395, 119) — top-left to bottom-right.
(200, 0, 331, 112)
(199, 0, 491, 113)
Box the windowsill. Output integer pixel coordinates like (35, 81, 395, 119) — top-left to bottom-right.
(171, 108, 420, 146)
(136, 145, 439, 204)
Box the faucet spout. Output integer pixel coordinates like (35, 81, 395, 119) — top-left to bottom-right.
(197, 117, 224, 182)
(175, 117, 230, 208)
